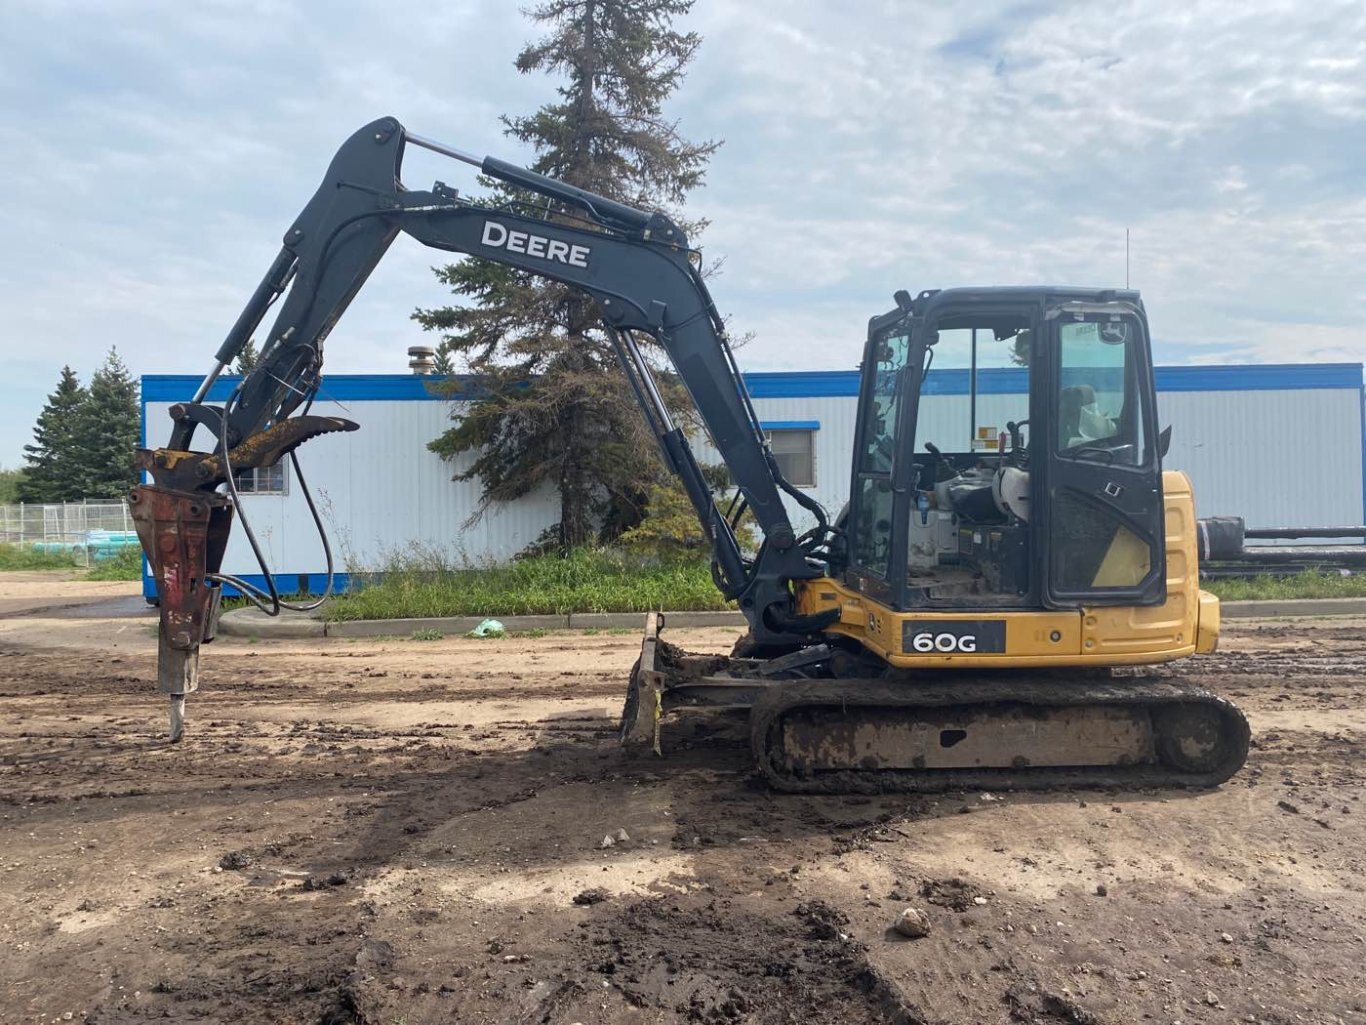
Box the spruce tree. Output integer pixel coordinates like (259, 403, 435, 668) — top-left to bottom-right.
(234, 338, 260, 374)
(415, 0, 718, 551)
(19, 366, 88, 503)
(73, 349, 141, 499)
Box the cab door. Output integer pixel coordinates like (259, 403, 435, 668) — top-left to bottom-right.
(1040, 302, 1166, 607)
(846, 318, 916, 607)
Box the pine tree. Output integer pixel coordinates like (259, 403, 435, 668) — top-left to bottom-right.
(234, 338, 260, 374)
(73, 349, 141, 499)
(415, 0, 718, 551)
(19, 367, 88, 503)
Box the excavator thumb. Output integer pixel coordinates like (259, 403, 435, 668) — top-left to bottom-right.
(130, 415, 357, 741)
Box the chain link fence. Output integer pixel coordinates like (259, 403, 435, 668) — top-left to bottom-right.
(0, 499, 139, 567)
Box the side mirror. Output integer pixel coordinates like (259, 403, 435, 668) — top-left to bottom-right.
(1158, 425, 1172, 459)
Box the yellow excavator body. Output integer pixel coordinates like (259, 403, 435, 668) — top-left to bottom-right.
(794, 471, 1220, 669)
(628, 467, 1248, 793)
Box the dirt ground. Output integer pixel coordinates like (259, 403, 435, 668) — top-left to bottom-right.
(1, 574, 1364, 1025)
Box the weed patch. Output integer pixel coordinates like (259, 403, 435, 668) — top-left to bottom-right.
(86, 546, 142, 581)
(1206, 569, 1366, 601)
(0, 543, 78, 571)
(324, 546, 727, 621)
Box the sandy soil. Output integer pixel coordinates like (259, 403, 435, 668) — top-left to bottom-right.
(1, 572, 1364, 1025)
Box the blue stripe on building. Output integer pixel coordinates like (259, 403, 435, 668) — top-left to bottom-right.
(760, 420, 820, 431)
(143, 362, 1365, 405)
(142, 572, 356, 601)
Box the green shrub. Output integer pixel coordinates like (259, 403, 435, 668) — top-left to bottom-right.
(618, 478, 757, 561)
(86, 545, 143, 581)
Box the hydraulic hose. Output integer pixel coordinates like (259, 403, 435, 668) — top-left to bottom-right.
(207, 380, 337, 616)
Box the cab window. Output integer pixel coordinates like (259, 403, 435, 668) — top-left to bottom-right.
(858, 332, 910, 473)
(1055, 316, 1147, 466)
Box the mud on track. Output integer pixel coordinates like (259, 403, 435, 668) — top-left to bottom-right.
(1, 579, 1364, 1024)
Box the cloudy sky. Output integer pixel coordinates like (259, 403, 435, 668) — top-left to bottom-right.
(2, 0, 1365, 467)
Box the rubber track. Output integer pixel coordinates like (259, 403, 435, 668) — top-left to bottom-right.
(749, 677, 1251, 794)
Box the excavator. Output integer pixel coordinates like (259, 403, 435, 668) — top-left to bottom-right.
(131, 116, 1250, 792)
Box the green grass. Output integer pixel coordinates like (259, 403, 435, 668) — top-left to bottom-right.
(1205, 569, 1366, 602)
(219, 593, 308, 612)
(0, 543, 79, 571)
(323, 546, 728, 622)
(85, 546, 142, 581)
(320, 553, 1366, 623)
(0, 541, 142, 579)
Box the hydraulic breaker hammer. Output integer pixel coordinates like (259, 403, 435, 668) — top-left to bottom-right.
(131, 415, 356, 740)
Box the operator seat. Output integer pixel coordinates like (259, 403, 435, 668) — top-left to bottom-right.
(1060, 384, 1093, 449)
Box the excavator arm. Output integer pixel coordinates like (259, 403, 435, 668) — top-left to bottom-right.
(134, 116, 835, 733)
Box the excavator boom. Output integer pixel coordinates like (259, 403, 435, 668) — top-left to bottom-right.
(135, 116, 835, 738)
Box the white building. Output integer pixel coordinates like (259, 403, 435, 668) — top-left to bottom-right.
(141, 362, 1366, 597)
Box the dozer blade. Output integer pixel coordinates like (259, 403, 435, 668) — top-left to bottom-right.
(748, 678, 1250, 794)
(620, 613, 666, 754)
(620, 612, 743, 752)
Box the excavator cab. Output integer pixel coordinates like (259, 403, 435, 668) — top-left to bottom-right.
(843, 287, 1167, 618)
(707, 285, 1246, 793)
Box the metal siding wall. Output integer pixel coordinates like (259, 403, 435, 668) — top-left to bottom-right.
(1156, 389, 1363, 528)
(146, 400, 559, 579)
(916, 393, 1031, 453)
(713, 388, 1363, 535)
(145, 374, 1365, 578)
(751, 395, 859, 529)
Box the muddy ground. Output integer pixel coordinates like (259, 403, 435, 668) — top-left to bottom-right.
(1, 574, 1364, 1025)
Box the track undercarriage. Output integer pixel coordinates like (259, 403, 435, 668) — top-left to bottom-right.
(622, 613, 1250, 793)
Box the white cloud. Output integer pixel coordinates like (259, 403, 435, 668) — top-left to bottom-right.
(1, 0, 1365, 466)
(1185, 322, 1366, 366)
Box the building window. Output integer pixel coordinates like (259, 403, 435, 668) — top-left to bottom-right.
(765, 427, 816, 487)
(233, 461, 288, 495)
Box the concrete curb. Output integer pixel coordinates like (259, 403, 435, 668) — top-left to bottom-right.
(217, 607, 746, 639)
(217, 597, 1366, 640)
(1219, 598, 1366, 619)
(217, 608, 326, 639)
(568, 610, 744, 629)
